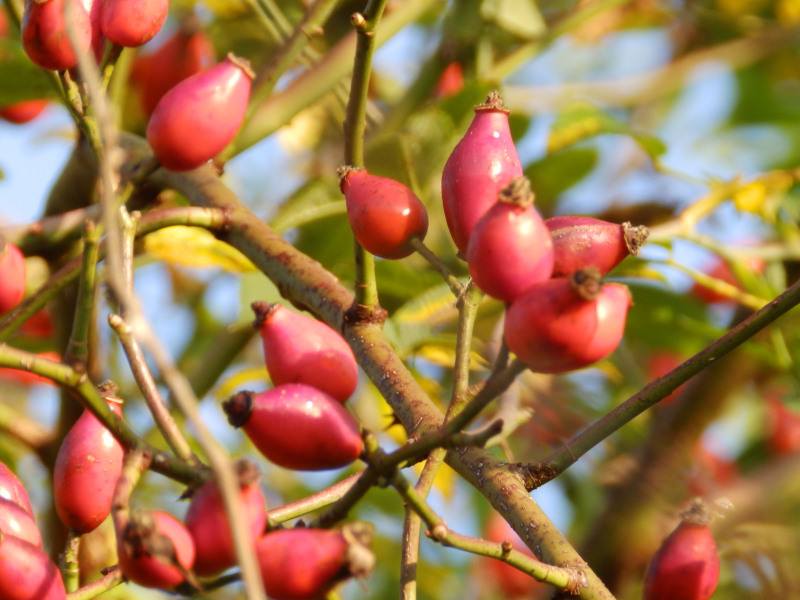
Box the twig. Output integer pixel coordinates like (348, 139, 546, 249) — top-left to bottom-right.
(61, 530, 81, 593)
(267, 472, 362, 523)
(111, 448, 152, 532)
(66, 566, 124, 600)
(530, 276, 800, 486)
(63, 220, 100, 372)
(0, 401, 55, 450)
(1, 205, 103, 254)
(108, 314, 198, 465)
(408, 237, 464, 297)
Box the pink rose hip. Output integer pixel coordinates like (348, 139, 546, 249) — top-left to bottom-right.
(0, 240, 26, 314)
(21, 0, 91, 71)
(442, 91, 522, 254)
(147, 53, 253, 171)
(223, 384, 363, 471)
(253, 302, 358, 402)
(0, 532, 66, 600)
(0, 498, 41, 547)
(467, 177, 553, 302)
(101, 0, 169, 48)
(0, 461, 33, 516)
(53, 390, 124, 533)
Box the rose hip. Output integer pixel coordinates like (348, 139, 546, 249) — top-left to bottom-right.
(0, 101, 48, 124)
(101, 0, 168, 48)
(223, 384, 363, 471)
(21, 0, 92, 71)
(0, 461, 33, 516)
(146, 53, 253, 171)
(504, 268, 632, 374)
(256, 524, 374, 600)
(0, 240, 26, 314)
(184, 459, 267, 575)
(545, 216, 648, 277)
(253, 302, 358, 402)
(53, 391, 124, 533)
(467, 177, 553, 302)
(643, 500, 719, 600)
(692, 256, 765, 304)
(338, 167, 429, 260)
(0, 498, 41, 547)
(442, 91, 522, 254)
(434, 61, 464, 99)
(79, 0, 104, 61)
(0, 532, 66, 600)
(117, 510, 196, 589)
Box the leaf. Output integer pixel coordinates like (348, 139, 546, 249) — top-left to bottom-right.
(732, 170, 795, 222)
(0, 41, 57, 105)
(269, 179, 345, 234)
(143, 226, 255, 272)
(415, 343, 490, 371)
(480, 0, 546, 40)
(214, 367, 269, 400)
(524, 147, 598, 210)
(237, 270, 285, 325)
(548, 100, 666, 159)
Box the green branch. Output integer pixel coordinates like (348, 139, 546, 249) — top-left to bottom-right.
(408, 237, 464, 297)
(65, 566, 123, 600)
(64, 220, 100, 371)
(61, 530, 81, 593)
(530, 277, 800, 486)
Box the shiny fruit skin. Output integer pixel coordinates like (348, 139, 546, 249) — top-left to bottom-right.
(146, 54, 253, 171)
(79, 0, 104, 61)
(0, 533, 66, 600)
(505, 277, 631, 374)
(101, 0, 168, 48)
(545, 216, 648, 277)
(467, 180, 553, 302)
(0, 100, 48, 124)
(117, 511, 196, 589)
(53, 399, 124, 533)
(0, 242, 26, 314)
(0, 350, 59, 386)
(131, 29, 216, 118)
(643, 521, 719, 600)
(21, 0, 91, 71)
(185, 474, 267, 575)
(255, 303, 358, 402)
(224, 385, 362, 471)
(442, 92, 522, 254)
(0, 498, 41, 547)
(0, 461, 33, 516)
(484, 513, 545, 597)
(256, 528, 348, 600)
(340, 169, 429, 260)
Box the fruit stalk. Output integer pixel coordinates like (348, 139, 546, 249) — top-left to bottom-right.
(408, 236, 464, 296)
(63, 220, 100, 372)
(61, 530, 81, 593)
(64, 566, 124, 600)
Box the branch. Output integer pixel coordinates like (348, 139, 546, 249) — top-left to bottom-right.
(530, 277, 800, 486)
(408, 237, 464, 297)
(0, 401, 55, 450)
(63, 220, 100, 371)
(267, 472, 362, 523)
(65, 566, 124, 600)
(1, 205, 103, 254)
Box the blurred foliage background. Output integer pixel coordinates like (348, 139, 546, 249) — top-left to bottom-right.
(3, 0, 800, 598)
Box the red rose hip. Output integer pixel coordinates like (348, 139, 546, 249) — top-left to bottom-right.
(0, 240, 26, 314)
(21, 0, 92, 71)
(545, 216, 648, 277)
(442, 91, 522, 254)
(0, 101, 48, 124)
(467, 177, 553, 302)
(643, 500, 720, 600)
(53, 390, 124, 533)
(0, 498, 41, 547)
(338, 167, 429, 260)
(0, 461, 33, 516)
(223, 384, 363, 471)
(184, 459, 267, 575)
(253, 302, 358, 402)
(117, 510, 196, 589)
(101, 0, 168, 48)
(0, 532, 66, 600)
(504, 269, 632, 374)
(147, 53, 253, 171)
(256, 524, 374, 600)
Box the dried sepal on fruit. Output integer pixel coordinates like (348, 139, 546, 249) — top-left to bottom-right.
(467, 177, 553, 302)
(253, 302, 358, 402)
(643, 499, 720, 600)
(256, 522, 375, 600)
(223, 385, 363, 471)
(338, 166, 429, 260)
(442, 91, 522, 254)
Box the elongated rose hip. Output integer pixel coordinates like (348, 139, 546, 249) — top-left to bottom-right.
(0, 240, 26, 314)
(442, 91, 522, 254)
(545, 216, 648, 277)
(643, 500, 720, 600)
(504, 268, 631, 374)
(101, 0, 169, 48)
(147, 53, 253, 171)
(0, 461, 33, 516)
(21, 0, 92, 71)
(53, 387, 124, 533)
(338, 167, 429, 260)
(0, 498, 41, 547)
(0, 101, 48, 124)
(253, 302, 358, 402)
(223, 384, 363, 471)
(467, 177, 553, 302)
(0, 532, 66, 600)
(184, 459, 267, 575)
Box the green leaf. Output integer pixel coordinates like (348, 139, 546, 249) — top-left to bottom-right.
(0, 41, 56, 104)
(524, 147, 598, 212)
(480, 0, 546, 40)
(548, 100, 666, 159)
(269, 179, 345, 234)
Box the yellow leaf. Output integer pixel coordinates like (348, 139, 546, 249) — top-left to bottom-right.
(144, 226, 256, 273)
(416, 345, 490, 371)
(214, 367, 269, 400)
